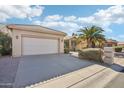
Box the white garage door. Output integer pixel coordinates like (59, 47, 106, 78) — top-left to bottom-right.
(22, 37, 58, 55)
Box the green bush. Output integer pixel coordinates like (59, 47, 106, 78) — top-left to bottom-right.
(114, 46, 123, 52)
(64, 48, 70, 54)
(78, 48, 103, 62)
(0, 48, 12, 56)
(0, 32, 12, 56)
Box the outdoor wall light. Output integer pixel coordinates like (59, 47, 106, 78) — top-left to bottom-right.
(61, 39, 63, 42)
(16, 36, 19, 39)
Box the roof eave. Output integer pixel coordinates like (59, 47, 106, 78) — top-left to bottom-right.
(7, 24, 67, 36)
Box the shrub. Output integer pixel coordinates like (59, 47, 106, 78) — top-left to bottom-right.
(0, 32, 12, 56)
(78, 48, 103, 62)
(0, 48, 12, 56)
(64, 48, 70, 54)
(114, 46, 123, 52)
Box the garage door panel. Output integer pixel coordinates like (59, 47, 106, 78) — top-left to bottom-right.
(22, 37, 58, 55)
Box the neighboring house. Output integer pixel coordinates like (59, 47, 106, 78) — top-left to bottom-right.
(105, 39, 118, 47)
(64, 36, 87, 51)
(0, 24, 66, 57)
(64, 37, 118, 51)
(118, 42, 124, 46)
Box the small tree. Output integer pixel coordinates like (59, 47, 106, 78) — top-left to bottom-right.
(0, 32, 12, 56)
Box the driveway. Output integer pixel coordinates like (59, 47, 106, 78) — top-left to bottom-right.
(1, 54, 124, 88)
(0, 56, 19, 87)
(13, 54, 95, 87)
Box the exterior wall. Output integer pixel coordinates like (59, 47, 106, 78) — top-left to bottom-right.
(69, 39, 72, 50)
(12, 30, 21, 57)
(12, 29, 65, 57)
(76, 41, 87, 50)
(67, 39, 76, 51)
(59, 38, 64, 53)
(64, 38, 87, 51)
(118, 44, 124, 46)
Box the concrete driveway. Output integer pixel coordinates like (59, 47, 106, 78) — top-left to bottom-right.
(13, 54, 95, 87)
(0, 56, 19, 87)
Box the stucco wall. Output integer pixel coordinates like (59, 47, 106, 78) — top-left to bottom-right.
(12, 29, 64, 57)
(76, 41, 87, 50)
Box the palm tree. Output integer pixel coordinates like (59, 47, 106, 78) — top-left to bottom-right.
(78, 26, 106, 48)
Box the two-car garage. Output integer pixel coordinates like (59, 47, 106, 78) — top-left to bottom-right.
(22, 37, 59, 56)
(7, 24, 66, 57)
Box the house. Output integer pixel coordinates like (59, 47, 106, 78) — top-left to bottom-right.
(0, 24, 66, 57)
(64, 36, 119, 51)
(64, 36, 87, 51)
(118, 42, 124, 46)
(105, 39, 118, 47)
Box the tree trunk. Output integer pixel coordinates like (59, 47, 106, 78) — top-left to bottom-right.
(92, 42, 95, 48)
(87, 39, 92, 48)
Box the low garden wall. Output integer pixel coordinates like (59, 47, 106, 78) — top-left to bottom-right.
(103, 47, 114, 65)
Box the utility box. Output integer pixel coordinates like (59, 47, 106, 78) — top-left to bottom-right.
(103, 47, 114, 65)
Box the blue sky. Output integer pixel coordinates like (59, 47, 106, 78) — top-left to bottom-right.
(0, 5, 124, 41)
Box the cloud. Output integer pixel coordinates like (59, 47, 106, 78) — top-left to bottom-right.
(64, 16, 76, 22)
(118, 35, 124, 38)
(32, 15, 81, 35)
(33, 20, 42, 25)
(44, 14, 63, 22)
(76, 5, 124, 33)
(33, 5, 124, 36)
(0, 5, 44, 22)
(108, 34, 124, 41)
(40, 21, 81, 34)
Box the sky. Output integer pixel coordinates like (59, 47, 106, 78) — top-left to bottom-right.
(0, 5, 124, 41)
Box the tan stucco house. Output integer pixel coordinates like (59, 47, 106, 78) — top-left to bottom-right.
(64, 36, 119, 51)
(64, 36, 87, 51)
(0, 24, 66, 57)
(118, 42, 124, 46)
(105, 39, 118, 47)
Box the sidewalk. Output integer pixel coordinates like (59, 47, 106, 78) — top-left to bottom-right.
(70, 67, 119, 88)
(104, 58, 124, 88)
